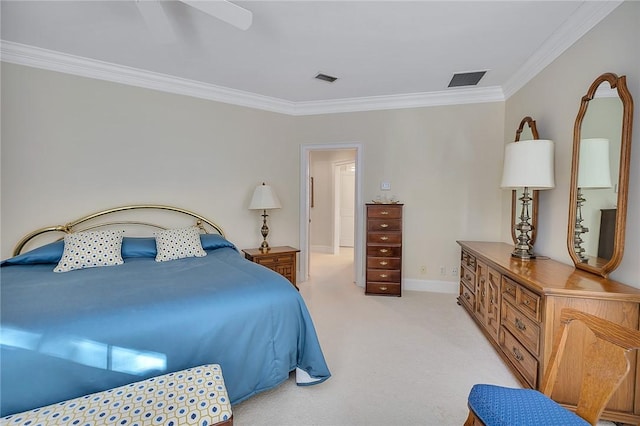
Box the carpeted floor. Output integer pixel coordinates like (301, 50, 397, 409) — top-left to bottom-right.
(231, 248, 522, 425)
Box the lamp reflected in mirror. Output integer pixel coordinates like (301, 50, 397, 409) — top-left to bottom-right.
(501, 139, 555, 259)
(574, 138, 612, 262)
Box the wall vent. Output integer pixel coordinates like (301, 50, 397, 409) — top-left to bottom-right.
(448, 71, 487, 87)
(315, 73, 338, 83)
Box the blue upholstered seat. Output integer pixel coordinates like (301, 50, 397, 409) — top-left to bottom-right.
(467, 384, 590, 426)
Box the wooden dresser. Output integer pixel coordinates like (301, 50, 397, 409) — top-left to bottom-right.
(457, 241, 640, 424)
(365, 203, 403, 296)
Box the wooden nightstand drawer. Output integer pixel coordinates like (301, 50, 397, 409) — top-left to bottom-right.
(254, 253, 294, 266)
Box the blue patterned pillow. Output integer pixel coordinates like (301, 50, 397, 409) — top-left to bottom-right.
(54, 230, 124, 273)
(154, 226, 207, 262)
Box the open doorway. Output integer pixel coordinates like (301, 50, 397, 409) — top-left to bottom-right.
(299, 144, 363, 286)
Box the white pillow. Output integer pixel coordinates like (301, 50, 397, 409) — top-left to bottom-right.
(154, 226, 207, 262)
(54, 230, 124, 273)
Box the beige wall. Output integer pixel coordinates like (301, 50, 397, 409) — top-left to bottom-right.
(1, 64, 505, 285)
(503, 1, 639, 286)
(0, 64, 299, 254)
(2, 1, 638, 288)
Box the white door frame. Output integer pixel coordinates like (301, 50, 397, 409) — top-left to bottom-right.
(299, 143, 364, 286)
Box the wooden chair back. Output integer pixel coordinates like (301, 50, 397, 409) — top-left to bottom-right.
(540, 308, 640, 424)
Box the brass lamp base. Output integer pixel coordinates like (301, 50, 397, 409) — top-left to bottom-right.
(259, 209, 271, 252)
(512, 186, 536, 260)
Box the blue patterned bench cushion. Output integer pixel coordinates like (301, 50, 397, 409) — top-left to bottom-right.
(1, 364, 232, 426)
(468, 384, 590, 426)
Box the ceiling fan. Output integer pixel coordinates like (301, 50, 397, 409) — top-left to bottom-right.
(136, 0, 253, 41)
(179, 0, 252, 30)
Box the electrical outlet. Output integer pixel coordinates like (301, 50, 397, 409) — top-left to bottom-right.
(439, 265, 446, 275)
(420, 265, 426, 275)
(451, 266, 459, 276)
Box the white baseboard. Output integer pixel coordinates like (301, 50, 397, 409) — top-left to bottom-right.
(403, 279, 458, 294)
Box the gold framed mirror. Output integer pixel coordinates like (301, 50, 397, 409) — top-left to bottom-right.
(567, 73, 634, 277)
(511, 116, 540, 245)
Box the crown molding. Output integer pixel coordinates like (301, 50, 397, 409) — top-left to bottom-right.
(503, 1, 622, 99)
(0, 41, 298, 115)
(292, 86, 505, 116)
(1, 40, 504, 115)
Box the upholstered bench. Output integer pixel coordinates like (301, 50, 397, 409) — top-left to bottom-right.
(1, 364, 233, 426)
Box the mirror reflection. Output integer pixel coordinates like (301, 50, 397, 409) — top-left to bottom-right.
(568, 73, 633, 277)
(574, 95, 621, 262)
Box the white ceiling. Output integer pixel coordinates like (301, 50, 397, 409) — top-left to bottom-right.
(0, 1, 622, 115)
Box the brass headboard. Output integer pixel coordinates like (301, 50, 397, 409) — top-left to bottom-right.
(13, 204, 226, 256)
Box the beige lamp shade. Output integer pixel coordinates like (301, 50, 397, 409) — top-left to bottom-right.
(249, 183, 282, 210)
(577, 138, 612, 189)
(500, 139, 555, 190)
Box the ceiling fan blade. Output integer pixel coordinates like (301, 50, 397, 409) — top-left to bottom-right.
(136, 1, 177, 43)
(180, 0, 253, 31)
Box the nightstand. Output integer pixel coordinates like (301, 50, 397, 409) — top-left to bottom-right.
(242, 246, 300, 290)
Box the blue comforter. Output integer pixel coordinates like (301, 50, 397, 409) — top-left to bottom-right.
(0, 238, 330, 416)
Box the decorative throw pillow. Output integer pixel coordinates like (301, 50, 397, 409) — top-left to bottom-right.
(154, 226, 207, 262)
(54, 230, 124, 273)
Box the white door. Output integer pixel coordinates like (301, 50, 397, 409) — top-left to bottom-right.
(339, 162, 355, 247)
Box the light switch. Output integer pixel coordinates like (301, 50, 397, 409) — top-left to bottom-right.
(380, 181, 391, 191)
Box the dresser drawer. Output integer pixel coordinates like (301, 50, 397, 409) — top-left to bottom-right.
(461, 250, 477, 270)
(517, 285, 542, 322)
(367, 205, 402, 219)
(459, 281, 475, 312)
(500, 328, 538, 388)
(366, 282, 400, 295)
(502, 300, 540, 357)
(367, 246, 401, 257)
(460, 266, 475, 289)
(367, 257, 401, 270)
(502, 276, 517, 304)
(367, 219, 402, 232)
(503, 276, 542, 322)
(367, 269, 400, 282)
(367, 232, 402, 245)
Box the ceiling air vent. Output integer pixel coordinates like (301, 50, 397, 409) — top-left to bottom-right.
(448, 71, 487, 87)
(315, 73, 338, 83)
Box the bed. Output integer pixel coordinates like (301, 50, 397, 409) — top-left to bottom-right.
(0, 205, 330, 417)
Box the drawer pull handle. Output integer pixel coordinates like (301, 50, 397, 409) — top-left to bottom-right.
(379, 249, 389, 254)
(380, 211, 389, 215)
(379, 261, 388, 266)
(380, 236, 389, 241)
(524, 299, 531, 305)
(512, 347, 524, 361)
(380, 274, 388, 278)
(380, 286, 388, 291)
(380, 223, 389, 228)
(515, 318, 527, 331)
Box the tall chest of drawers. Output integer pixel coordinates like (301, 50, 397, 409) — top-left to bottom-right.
(365, 203, 403, 296)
